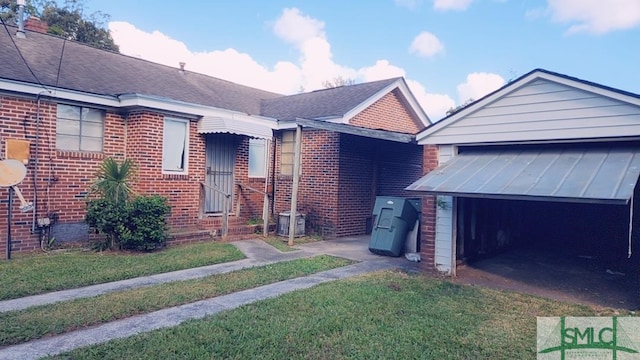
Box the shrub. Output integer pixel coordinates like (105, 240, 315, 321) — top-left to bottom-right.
(85, 157, 171, 252)
(118, 195, 171, 251)
(85, 197, 127, 251)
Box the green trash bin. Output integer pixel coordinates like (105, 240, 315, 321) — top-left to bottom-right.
(369, 197, 419, 257)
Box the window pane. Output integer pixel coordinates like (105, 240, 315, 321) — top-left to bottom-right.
(57, 104, 80, 120)
(56, 104, 104, 152)
(56, 134, 79, 150)
(83, 108, 104, 123)
(281, 164, 293, 176)
(163, 119, 187, 172)
(57, 118, 80, 136)
(81, 121, 103, 137)
(81, 137, 102, 152)
(249, 138, 266, 177)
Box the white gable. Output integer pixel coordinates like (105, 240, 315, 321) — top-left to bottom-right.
(418, 71, 640, 145)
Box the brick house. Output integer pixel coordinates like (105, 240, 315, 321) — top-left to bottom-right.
(0, 23, 431, 253)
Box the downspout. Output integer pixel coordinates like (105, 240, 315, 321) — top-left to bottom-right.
(262, 139, 271, 236)
(31, 92, 44, 234)
(629, 194, 634, 258)
(270, 134, 277, 216)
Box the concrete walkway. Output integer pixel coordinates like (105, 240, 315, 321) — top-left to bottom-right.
(0, 236, 418, 360)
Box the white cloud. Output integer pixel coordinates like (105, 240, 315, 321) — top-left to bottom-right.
(273, 8, 325, 46)
(545, 0, 640, 34)
(409, 31, 444, 58)
(359, 60, 406, 81)
(108, 9, 455, 121)
(109, 21, 302, 94)
(433, 0, 474, 11)
(406, 79, 455, 121)
(456, 72, 505, 103)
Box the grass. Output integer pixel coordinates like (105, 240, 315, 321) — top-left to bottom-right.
(0, 255, 352, 347)
(263, 235, 322, 252)
(48, 270, 624, 360)
(0, 242, 245, 300)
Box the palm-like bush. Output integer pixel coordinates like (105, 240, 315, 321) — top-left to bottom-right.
(89, 157, 136, 204)
(85, 158, 171, 251)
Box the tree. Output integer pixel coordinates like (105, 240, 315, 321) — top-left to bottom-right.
(446, 98, 475, 116)
(89, 157, 137, 205)
(0, 0, 119, 52)
(322, 76, 357, 89)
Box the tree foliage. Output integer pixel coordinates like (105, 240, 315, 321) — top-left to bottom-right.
(89, 157, 137, 205)
(0, 0, 119, 52)
(446, 98, 475, 116)
(322, 76, 357, 89)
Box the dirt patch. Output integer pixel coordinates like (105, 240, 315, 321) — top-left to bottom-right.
(450, 248, 638, 311)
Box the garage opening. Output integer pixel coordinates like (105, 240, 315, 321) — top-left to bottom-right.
(454, 195, 639, 308)
(408, 143, 640, 308)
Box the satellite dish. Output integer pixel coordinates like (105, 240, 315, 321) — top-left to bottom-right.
(0, 159, 33, 212)
(0, 159, 27, 187)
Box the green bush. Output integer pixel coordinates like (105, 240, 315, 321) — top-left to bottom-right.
(85, 197, 127, 251)
(118, 195, 170, 251)
(86, 195, 171, 252)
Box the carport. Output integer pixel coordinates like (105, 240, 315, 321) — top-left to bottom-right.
(408, 69, 640, 307)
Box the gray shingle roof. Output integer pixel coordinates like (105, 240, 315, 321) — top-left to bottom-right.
(0, 26, 281, 115)
(0, 25, 403, 120)
(260, 78, 400, 121)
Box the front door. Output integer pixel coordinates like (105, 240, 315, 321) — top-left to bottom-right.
(205, 134, 236, 213)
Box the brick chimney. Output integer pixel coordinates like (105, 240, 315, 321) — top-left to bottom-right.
(24, 16, 48, 33)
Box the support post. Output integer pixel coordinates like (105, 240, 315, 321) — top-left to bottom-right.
(288, 125, 302, 246)
(7, 187, 13, 260)
(262, 139, 271, 237)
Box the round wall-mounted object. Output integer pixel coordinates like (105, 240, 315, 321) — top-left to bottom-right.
(0, 159, 27, 187)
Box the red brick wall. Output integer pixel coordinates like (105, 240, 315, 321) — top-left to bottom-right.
(124, 112, 205, 229)
(349, 89, 424, 134)
(274, 129, 341, 237)
(336, 134, 375, 236)
(0, 95, 126, 252)
(274, 129, 424, 239)
(420, 145, 439, 272)
(336, 134, 424, 237)
(0, 97, 249, 253)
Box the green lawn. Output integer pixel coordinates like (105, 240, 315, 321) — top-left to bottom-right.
(0, 241, 244, 300)
(0, 255, 352, 347)
(49, 270, 618, 360)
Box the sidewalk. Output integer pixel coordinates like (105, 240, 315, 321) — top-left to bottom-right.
(0, 237, 418, 359)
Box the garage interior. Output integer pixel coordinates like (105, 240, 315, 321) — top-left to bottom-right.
(449, 144, 640, 309)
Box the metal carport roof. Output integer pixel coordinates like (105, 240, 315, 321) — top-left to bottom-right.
(406, 147, 640, 205)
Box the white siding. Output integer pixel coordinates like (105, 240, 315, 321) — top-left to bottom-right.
(434, 195, 454, 273)
(433, 144, 456, 274)
(424, 79, 640, 144)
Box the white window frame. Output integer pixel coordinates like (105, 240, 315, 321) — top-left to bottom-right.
(162, 117, 189, 174)
(248, 138, 268, 178)
(56, 104, 104, 152)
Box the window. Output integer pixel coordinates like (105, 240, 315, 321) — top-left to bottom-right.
(280, 131, 295, 175)
(163, 118, 188, 173)
(248, 138, 267, 178)
(56, 104, 104, 152)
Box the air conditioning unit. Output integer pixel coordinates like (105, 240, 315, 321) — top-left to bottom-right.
(277, 211, 305, 237)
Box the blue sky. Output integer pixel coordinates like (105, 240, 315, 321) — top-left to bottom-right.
(85, 0, 640, 120)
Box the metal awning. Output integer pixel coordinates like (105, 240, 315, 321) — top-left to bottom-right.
(198, 116, 273, 139)
(406, 147, 640, 204)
